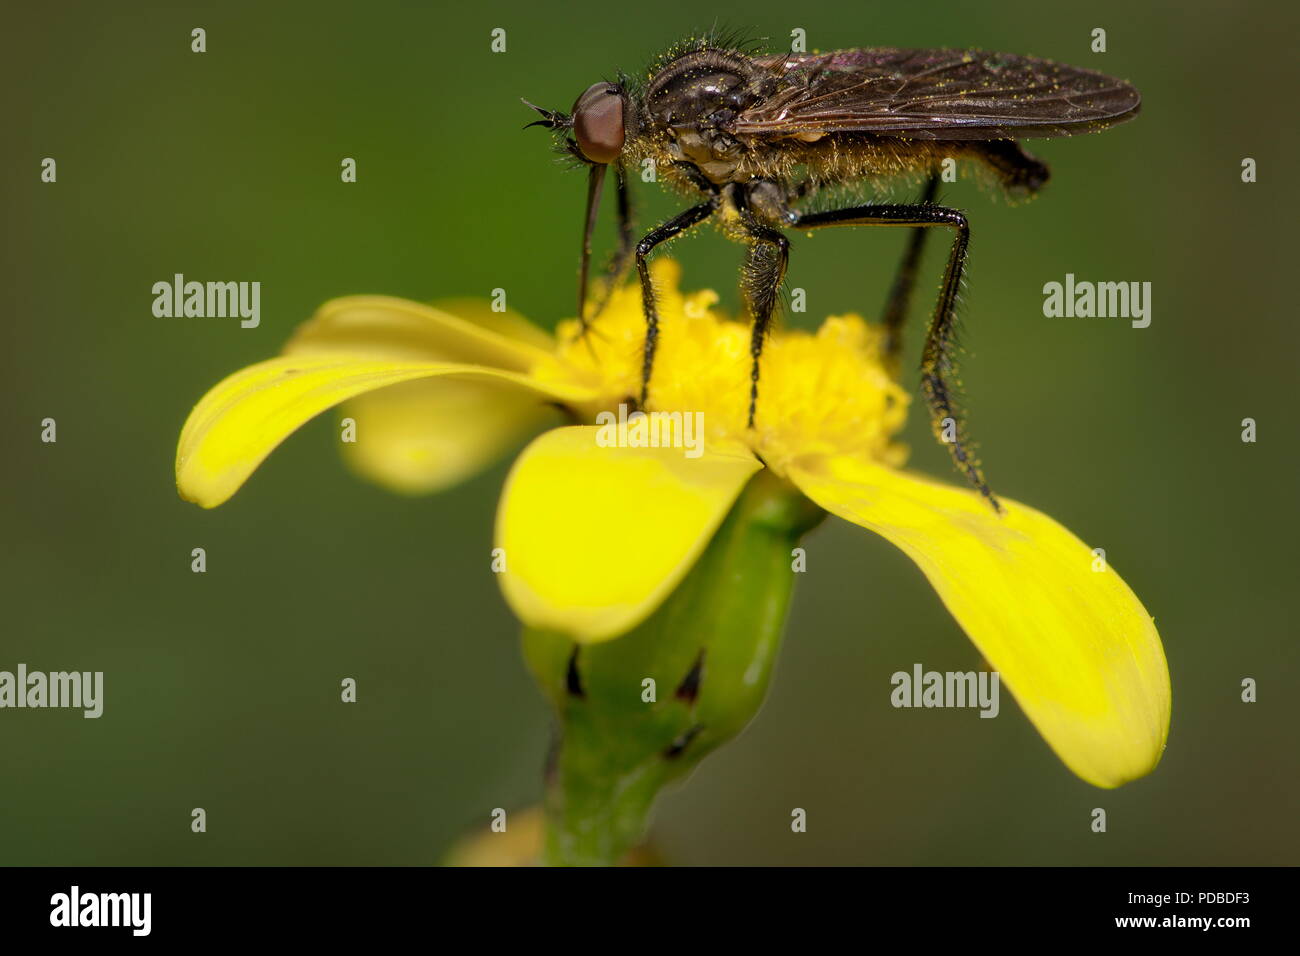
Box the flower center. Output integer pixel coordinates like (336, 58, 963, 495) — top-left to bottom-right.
(538, 259, 910, 475)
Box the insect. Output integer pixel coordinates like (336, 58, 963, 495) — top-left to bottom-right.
(524, 39, 1140, 510)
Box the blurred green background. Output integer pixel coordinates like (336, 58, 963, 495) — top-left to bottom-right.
(3, 0, 1297, 865)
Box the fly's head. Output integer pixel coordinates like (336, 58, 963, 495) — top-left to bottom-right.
(523, 81, 630, 167)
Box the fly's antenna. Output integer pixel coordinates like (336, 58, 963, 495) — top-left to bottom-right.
(521, 99, 573, 131)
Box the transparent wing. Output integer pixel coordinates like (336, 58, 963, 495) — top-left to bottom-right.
(735, 48, 1140, 140)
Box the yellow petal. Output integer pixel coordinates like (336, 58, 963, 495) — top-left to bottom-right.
(788, 455, 1170, 788)
(496, 426, 763, 643)
(284, 295, 555, 370)
(280, 297, 568, 494)
(339, 378, 558, 495)
(177, 355, 593, 508)
(428, 297, 557, 353)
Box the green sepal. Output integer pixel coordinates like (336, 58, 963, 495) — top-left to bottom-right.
(522, 468, 825, 865)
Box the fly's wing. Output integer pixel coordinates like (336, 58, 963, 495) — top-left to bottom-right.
(736, 49, 1140, 140)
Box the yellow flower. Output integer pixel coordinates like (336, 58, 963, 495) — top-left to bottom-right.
(175, 260, 1170, 789)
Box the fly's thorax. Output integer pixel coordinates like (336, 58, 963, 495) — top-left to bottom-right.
(641, 49, 779, 187)
(643, 49, 762, 127)
(628, 137, 713, 200)
(668, 129, 743, 184)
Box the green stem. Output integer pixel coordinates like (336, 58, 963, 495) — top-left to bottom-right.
(522, 468, 825, 865)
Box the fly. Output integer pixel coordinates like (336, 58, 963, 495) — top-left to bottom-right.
(524, 39, 1141, 510)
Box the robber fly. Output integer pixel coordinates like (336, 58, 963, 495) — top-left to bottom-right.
(524, 39, 1140, 509)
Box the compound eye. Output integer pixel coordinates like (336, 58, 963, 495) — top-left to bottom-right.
(571, 82, 625, 164)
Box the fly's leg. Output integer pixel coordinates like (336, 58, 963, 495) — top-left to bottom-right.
(880, 174, 941, 366)
(738, 216, 790, 428)
(635, 200, 716, 407)
(794, 202, 999, 512)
